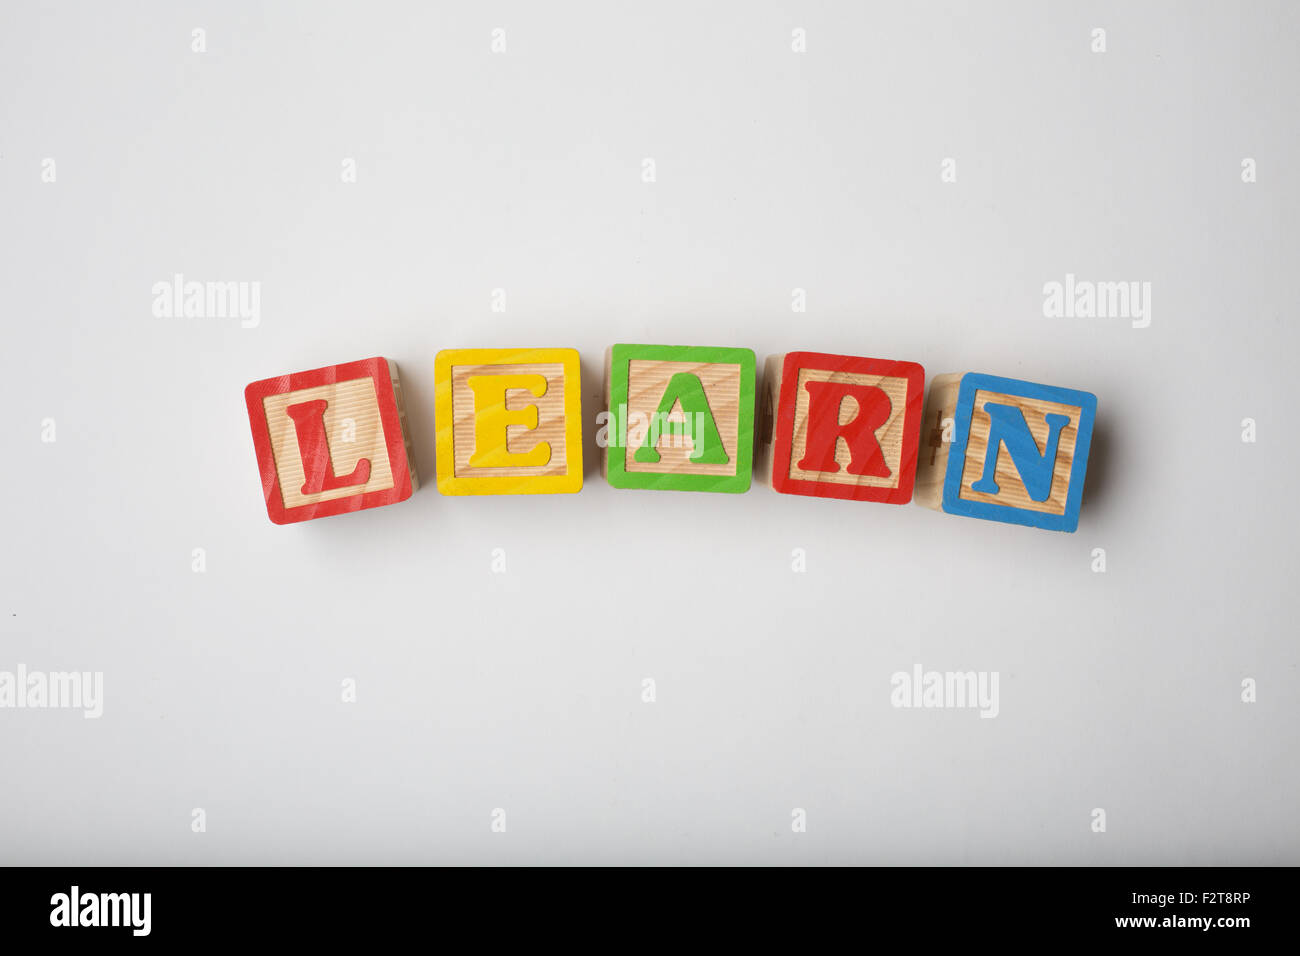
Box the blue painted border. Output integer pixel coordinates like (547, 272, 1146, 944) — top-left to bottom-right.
(942, 373, 1097, 532)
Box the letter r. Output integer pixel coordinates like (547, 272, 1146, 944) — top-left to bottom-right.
(796, 380, 892, 476)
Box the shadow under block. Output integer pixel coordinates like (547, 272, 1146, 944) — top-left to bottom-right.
(603, 344, 756, 493)
(245, 356, 419, 524)
(759, 351, 925, 504)
(434, 348, 583, 495)
(914, 372, 1097, 532)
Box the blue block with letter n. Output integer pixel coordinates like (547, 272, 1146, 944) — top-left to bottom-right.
(942, 373, 1097, 532)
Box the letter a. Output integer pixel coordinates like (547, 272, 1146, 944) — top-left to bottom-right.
(634, 373, 728, 464)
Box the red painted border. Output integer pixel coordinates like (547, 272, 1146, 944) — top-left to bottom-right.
(244, 357, 413, 524)
(770, 351, 925, 504)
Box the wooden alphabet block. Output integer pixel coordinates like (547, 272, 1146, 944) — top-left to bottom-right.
(433, 348, 583, 495)
(245, 356, 419, 524)
(914, 372, 1097, 531)
(758, 351, 925, 503)
(603, 344, 756, 493)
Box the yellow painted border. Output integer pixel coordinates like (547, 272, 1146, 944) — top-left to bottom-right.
(434, 348, 584, 495)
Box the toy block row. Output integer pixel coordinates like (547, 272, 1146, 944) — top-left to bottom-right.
(245, 347, 1096, 533)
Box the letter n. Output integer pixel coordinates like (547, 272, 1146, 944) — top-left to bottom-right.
(971, 403, 1068, 501)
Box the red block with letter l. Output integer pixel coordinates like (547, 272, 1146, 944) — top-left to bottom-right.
(245, 357, 419, 524)
(760, 351, 925, 504)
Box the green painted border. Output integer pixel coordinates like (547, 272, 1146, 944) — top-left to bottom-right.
(605, 344, 755, 493)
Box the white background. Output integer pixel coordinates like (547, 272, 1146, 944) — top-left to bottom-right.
(2, 1, 1296, 864)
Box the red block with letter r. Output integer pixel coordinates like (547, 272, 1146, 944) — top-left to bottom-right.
(767, 351, 925, 504)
